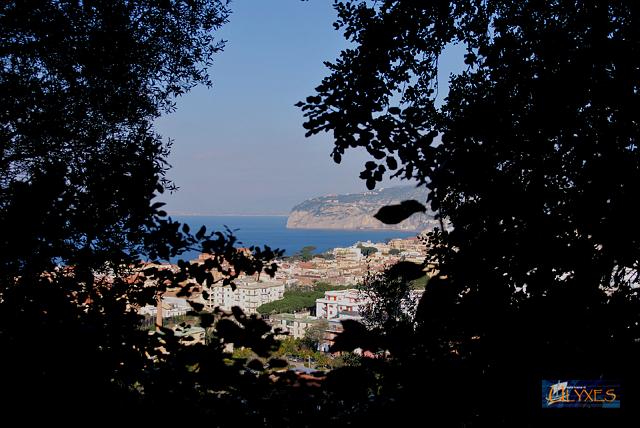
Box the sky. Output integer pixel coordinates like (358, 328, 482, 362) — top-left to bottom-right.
(155, 1, 464, 215)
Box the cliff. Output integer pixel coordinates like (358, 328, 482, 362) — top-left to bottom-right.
(286, 186, 436, 231)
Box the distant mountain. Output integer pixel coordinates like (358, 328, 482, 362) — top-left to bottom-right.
(286, 186, 436, 231)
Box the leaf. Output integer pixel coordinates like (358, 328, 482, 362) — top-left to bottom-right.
(366, 178, 376, 190)
(373, 166, 385, 181)
(386, 156, 398, 170)
(216, 319, 243, 343)
(330, 320, 375, 352)
(371, 150, 386, 160)
(373, 199, 426, 224)
(187, 301, 204, 312)
(267, 358, 289, 369)
(195, 225, 206, 239)
(247, 358, 264, 372)
(464, 52, 477, 65)
(158, 326, 175, 337)
(231, 306, 247, 324)
(176, 286, 192, 297)
(386, 261, 426, 281)
(199, 313, 215, 328)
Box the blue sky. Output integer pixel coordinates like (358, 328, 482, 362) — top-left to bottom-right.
(155, 1, 464, 215)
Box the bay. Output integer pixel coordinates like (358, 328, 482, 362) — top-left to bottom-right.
(173, 215, 418, 259)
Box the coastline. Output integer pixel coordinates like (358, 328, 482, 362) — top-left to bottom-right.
(169, 215, 419, 259)
(285, 225, 422, 233)
(168, 213, 289, 217)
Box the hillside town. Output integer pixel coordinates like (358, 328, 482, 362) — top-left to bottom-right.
(140, 236, 427, 352)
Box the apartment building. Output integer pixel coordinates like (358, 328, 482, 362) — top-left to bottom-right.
(315, 289, 366, 320)
(139, 296, 191, 318)
(270, 312, 324, 339)
(203, 280, 285, 314)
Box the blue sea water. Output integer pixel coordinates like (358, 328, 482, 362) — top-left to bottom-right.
(173, 216, 418, 259)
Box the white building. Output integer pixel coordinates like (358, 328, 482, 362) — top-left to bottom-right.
(269, 312, 324, 339)
(332, 246, 363, 262)
(138, 296, 191, 318)
(203, 280, 285, 314)
(315, 289, 367, 320)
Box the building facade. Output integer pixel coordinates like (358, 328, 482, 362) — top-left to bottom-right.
(203, 280, 285, 314)
(269, 312, 324, 339)
(315, 289, 366, 320)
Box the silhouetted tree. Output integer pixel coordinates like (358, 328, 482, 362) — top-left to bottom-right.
(301, 1, 640, 425)
(1, 0, 232, 276)
(358, 270, 417, 332)
(0, 2, 284, 423)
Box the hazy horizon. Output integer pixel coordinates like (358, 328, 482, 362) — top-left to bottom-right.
(166, 183, 423, 216)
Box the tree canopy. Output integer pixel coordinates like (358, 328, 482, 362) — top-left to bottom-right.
(301, 0, 640, 425)
(3, 1, 640, 425)
(357, 244, 378, 257)
(301, 0, 640, 297)
(1, 1, 233, 274)
(0, 2, 284, 422)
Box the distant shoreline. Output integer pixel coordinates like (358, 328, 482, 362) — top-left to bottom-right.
(162, 216, 418, 260)
(285, 226, 422, 233)
(169, 213, 290, 217)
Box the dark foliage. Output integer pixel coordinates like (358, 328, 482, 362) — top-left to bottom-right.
(301, 0, 640, 425)
(0, 1, 285, 423)
(373, 199, 426, 224)
(4, 1, 640, 426)
(1, 0, 229, 273)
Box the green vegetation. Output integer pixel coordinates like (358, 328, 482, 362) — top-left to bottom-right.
(229, 335, 357, 371)
(140, 314, 200, 331)
(388, 248, 401, 256)
(357, 244, 378, 257)
(273, 336, 353, 370)
(299, 245, 316, 261)
(409, 275, 429, 290)
(256, 291, 319, 314)
(286, 245, 317, 262)
(287, 248, 336, 262)
(301, 319, 329, 350)
(313, 252, 335, 261)
(257, 282, 349, 314)
(313, 281, 348, 293)
(231, 346, 257, 361)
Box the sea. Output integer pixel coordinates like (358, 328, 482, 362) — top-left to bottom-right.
(173, 215, 418, 260)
